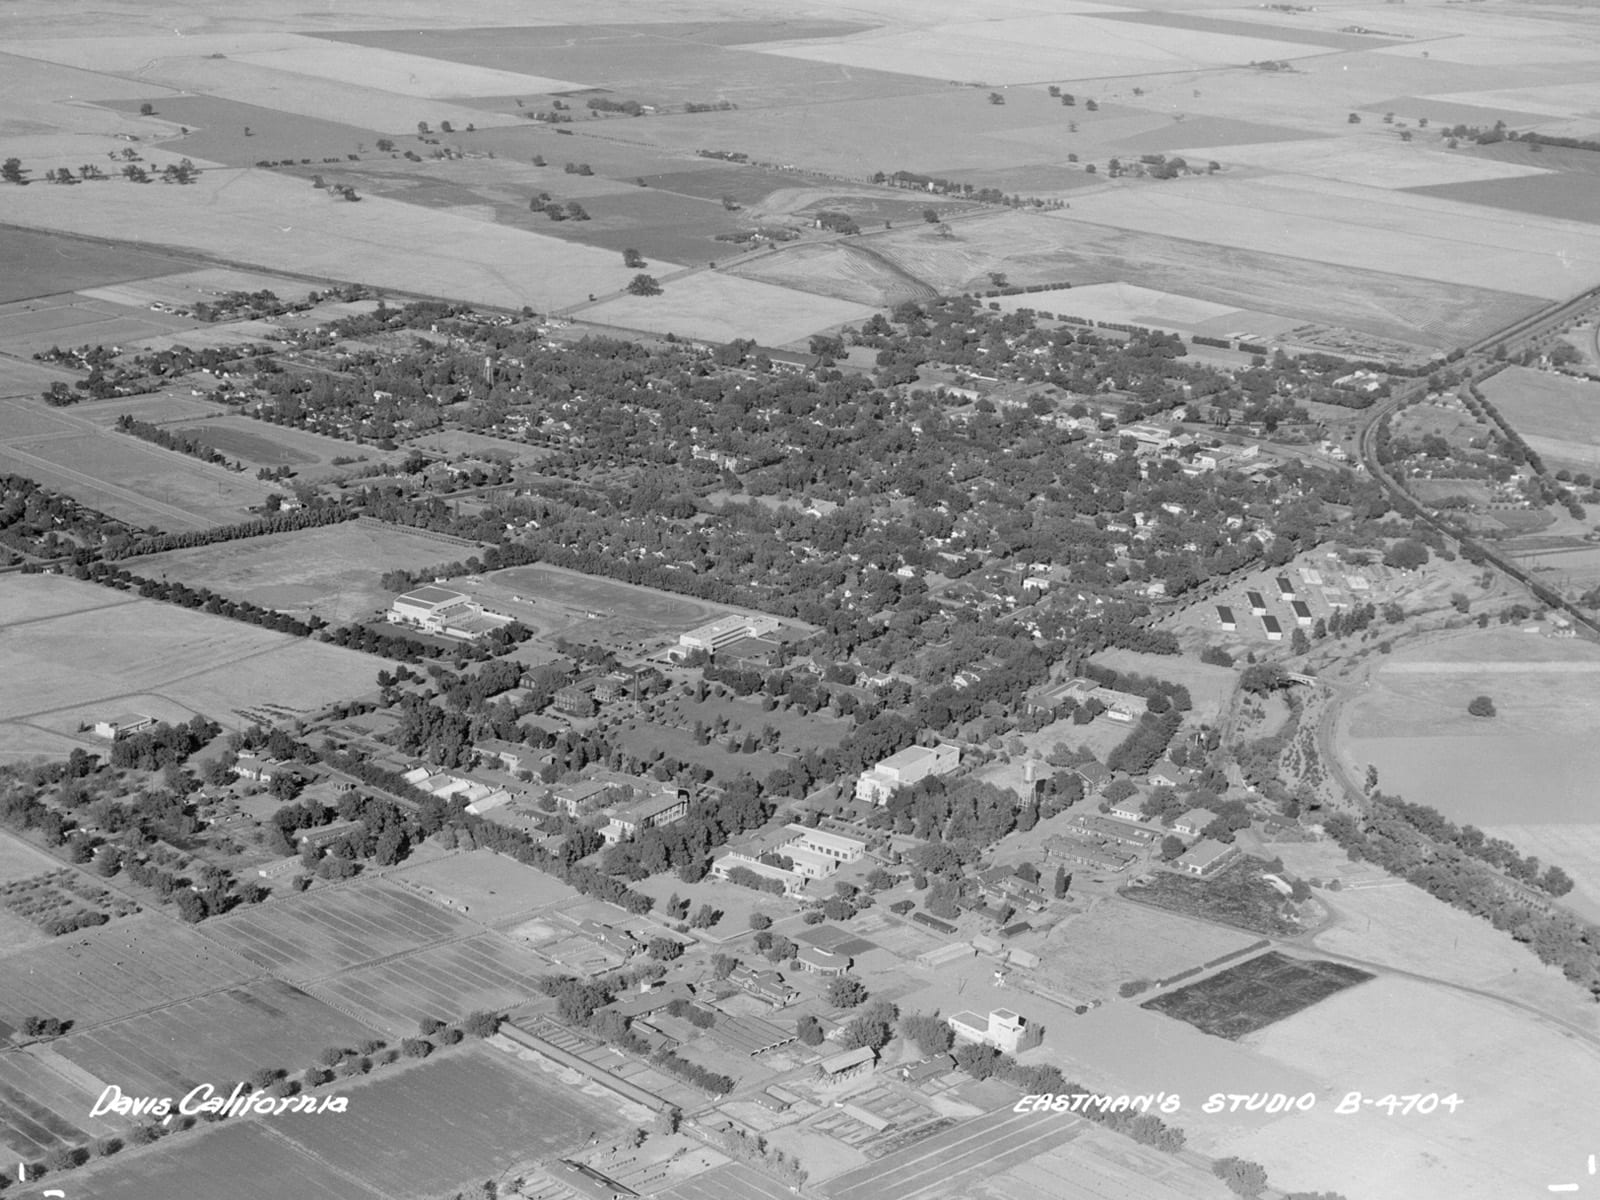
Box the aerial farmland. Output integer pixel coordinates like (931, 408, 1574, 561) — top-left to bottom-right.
(2, 0, 1600, 1197)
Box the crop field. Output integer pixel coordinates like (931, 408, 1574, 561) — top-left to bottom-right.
(0, 868, 139, 935)
(1409, 170, 1600, 225)
(203, 879, 478, 981)
(1142, 951, 1371, 1039)
(532, 187, 746, 265)
(315, 22, 930, 109)
(753, 13, 1329, 86)
(0, 293, 192, 357)
(0, 398, 274, 530)
(56, 978, 374, 1098)
(100, 94, 381, 169)
(271, 1044, 624, 1200)
(1339, 627, 1600, 825)
(159, 419, 316, 467)
(870, 211, 1535, 351)
(1033, 898, 1260, 1001)
(1218, 976, 1600, 1200)
(977, 1124, 1230, 1200)
(0, 829, 61, 886)
(390, 849, 582, 924)
(0, 1044, 127, 1162)
(308, 933, 553, 1036)
(2, 163, 644, 313)
(991, 283, 1295, 342)
(1056, 176, 1600, 303)
(823, 1107, 1084, 1200)
(0, 574, 380, 750)
(730, 242, 937, 308)
(65, 1120, 382, 1200)
(583, 268, 875, 347)
(135, 521, 465, 624)
(1182, 137, 1554, 192)
(1477, 366, 1600, 471)
(659, 1162, 806, 1200)
(0, 227, 193, 306)
(0, 911, 259, 1026)
(1120, 860, 1302, 938)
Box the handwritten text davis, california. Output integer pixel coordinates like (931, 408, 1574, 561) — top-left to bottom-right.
(91, 1083, 350, 1122)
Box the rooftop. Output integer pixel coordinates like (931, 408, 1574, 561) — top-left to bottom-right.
(396, 585, 468, 609)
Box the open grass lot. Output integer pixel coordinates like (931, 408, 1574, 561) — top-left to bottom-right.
(56, 978, 373, 1098)
(649, 692, 851, 754)
(1034, 898, 1260, 1002)
(0, 226, 192, 305)
(135, 521, 469, 624)
(406, 428, 549, 465)
(1339, 626, 1600, 825)
(307, 933, 553, 1037)
(1142, 951, 1371, 1039)
(0, 574, 380, 751)
(615, 717, 790, 783)
(1088, 649, 1237, 725)
(1120, 860, 1303, 938)
(0, 911, 258, 1024)
(487, 563, 726, 629)
(203, 879, 477, 981)
(390, 848, 582, 924)
(1217, 976, 1600, 1200)
(1477, 365, 1600, 472)
(1477, 822, 1600, 923)
(1277, 840, 1600, 1026)
(1063, 996, 1323, 1104)
(822, 1107, 1084, 1200)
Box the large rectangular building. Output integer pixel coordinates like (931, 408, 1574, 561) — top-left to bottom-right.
(856, 742, 960, 804)
(677, 613, 782, 655)
(388, 585, 512, 640)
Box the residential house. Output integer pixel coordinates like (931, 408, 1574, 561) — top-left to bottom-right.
(1171, 809, 1217, 838)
